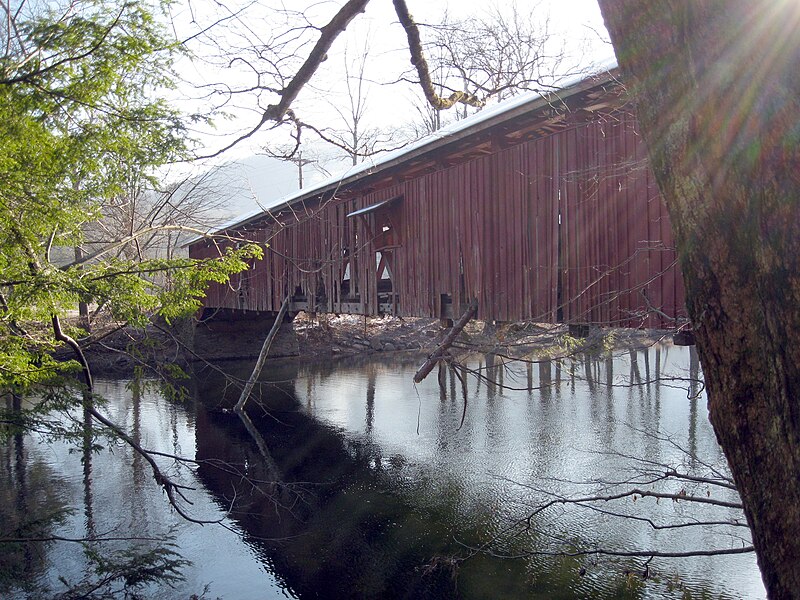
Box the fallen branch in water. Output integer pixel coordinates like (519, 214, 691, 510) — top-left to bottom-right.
(235, 295, 291, 412)
(414, 298, 477, 383)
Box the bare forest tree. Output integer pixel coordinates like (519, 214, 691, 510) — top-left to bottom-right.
(398, 1, 595, 132)
(413, 3, 575, 121)
(188, 0, 483, 160)
(61, 169, 234, 331)
(324, 34, 398, 166)
(83, 169, 233, 263)
(260, 33, 399, 174)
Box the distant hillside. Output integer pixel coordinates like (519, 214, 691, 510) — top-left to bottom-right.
(206, 154, 336, 224)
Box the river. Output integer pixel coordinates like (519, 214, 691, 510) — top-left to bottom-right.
(3, 343, 766, 599)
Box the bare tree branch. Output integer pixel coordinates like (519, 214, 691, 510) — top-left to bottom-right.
(391, 0, 483, 111)
(200, 0, 371, 158)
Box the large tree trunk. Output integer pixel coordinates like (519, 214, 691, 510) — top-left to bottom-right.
(595, 2, 800, 596)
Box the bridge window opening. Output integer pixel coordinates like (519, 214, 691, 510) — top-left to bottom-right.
(341, 261, 352, 297)
(337, 235, 358, 301)
(376, 251, 394, 297)
(347, 196, 403, 313)
(376, 252, 392, 280)
(376, 250, 396, 314)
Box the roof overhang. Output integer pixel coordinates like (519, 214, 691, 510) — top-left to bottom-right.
(346, 196, 401, 218)
(185, 60, 621, 247)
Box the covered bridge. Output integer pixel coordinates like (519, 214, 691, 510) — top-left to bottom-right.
(188, 67, 686, 329)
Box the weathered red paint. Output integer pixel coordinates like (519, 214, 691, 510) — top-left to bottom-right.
(189, 73, 686, 328)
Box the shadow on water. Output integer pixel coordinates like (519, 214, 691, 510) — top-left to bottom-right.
(0, 395, 69, 593)
(188, 346, 761, 600)
(192, 360, 479, 599)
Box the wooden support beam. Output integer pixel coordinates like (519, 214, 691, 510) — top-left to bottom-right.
(413, 299, 478, 383)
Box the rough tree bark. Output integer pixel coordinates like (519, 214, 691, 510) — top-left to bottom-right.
(595, 2, 800, 597)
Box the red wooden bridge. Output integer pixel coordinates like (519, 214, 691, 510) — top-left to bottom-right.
(188, 67, 686, 329)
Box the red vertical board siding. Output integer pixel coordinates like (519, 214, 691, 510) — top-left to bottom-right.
(510, 145, 525, 320)
(189, 106, 686, 328)
(493, 150, 506, 321)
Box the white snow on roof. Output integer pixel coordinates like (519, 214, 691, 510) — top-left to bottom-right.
(186, 58, 618, 245)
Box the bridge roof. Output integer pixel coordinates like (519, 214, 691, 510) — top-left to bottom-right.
(186, 58, 620, 246)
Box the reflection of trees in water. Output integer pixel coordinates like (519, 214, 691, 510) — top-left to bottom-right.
(194, 356, 594, 598)
(451, 344, 702, 411)
(82, 400, 96, 551)
(3, 377, 250, 598)
(0, 395, 70, 592)
(358, 347, 747, 593)
(192, 346, 755, 598)
(366, 365, 376, 435)
(425, 345, 751, 590)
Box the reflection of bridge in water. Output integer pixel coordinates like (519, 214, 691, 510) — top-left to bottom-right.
(188, 346, 761, 599)
(188, 67, 686, 341)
